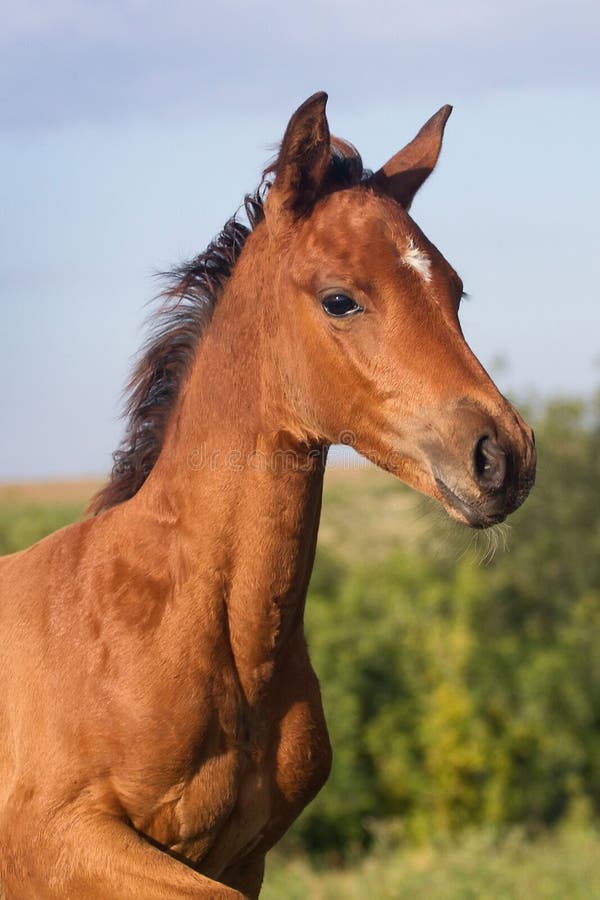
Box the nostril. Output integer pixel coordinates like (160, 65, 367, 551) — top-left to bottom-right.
(473, 435, 507, 490)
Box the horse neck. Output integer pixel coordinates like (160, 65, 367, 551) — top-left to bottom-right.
(129, 231, 326, 703)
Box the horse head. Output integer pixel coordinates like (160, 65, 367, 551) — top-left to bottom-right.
(259, 92, 536, 528)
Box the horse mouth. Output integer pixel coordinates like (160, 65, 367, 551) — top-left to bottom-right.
(435, 477, 507, 530)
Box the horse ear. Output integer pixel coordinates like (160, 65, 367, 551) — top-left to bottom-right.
(265, 92, 331, 224)
(370, 105, 452, 210)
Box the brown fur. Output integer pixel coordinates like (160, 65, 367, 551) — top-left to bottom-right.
(0, 93, 535, 898)
(90, 137, 367, 516)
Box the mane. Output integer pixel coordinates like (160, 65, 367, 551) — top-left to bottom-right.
(89, 137, 367, 515)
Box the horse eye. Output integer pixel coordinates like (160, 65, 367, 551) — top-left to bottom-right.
(321, 294, 363, 318)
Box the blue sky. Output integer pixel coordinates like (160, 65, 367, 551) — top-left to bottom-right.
(1, 0, 599, 480)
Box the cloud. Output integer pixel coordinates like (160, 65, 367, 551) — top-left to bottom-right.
(1, 0, 598, 132)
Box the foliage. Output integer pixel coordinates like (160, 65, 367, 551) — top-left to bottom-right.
(290, 393, 600, 855)
(2, 394, 600, 864)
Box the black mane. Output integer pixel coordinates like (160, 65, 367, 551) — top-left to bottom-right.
(89, 138, 367, 514)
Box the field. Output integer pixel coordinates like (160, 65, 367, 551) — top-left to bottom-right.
(2, 396, 600, 898)
(0, 479, 98, 556)
(263, 825, 600, 899)
(0, 466, 422, 559)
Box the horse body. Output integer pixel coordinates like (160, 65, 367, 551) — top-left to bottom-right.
(0, 365, 329, 898)
(0, 93, 535, 897)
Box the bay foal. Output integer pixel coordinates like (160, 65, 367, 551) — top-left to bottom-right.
(0, 93, 535, 898)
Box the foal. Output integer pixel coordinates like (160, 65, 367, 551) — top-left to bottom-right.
(0, 93, 535, 898)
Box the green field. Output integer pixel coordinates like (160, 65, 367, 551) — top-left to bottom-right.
(264, 825, 600, 899)
(2, 394, 600, 897)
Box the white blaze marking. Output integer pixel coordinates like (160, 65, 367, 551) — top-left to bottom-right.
(403, 237, 432, 283)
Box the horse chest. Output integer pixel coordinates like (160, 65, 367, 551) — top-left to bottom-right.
(137, 751, 264, 871)
(173, 754, 274, 873)
(142, 669, 331, 874)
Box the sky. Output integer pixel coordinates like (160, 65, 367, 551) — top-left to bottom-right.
(1, 0, 599, 480)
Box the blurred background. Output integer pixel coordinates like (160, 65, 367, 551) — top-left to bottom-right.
(1, 1, 600, 896)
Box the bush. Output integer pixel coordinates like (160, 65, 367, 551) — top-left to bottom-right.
(290, 394, 600, 855)
(3, 395, 600, 860)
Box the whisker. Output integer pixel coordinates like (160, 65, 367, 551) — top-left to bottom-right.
(409, 499, 513, 566)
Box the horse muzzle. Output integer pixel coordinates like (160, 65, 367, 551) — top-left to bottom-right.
(428, 402, 537, 529)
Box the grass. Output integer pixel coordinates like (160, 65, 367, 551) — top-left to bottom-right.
(0, 478, 99, 555)
(0, 499, 85, 556)
(0, 466, 428, 562)
(262, 825, 600, 899)
(0, 478, 102, 505)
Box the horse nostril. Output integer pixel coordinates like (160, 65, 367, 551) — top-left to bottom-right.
(473, 435, 507, 491)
